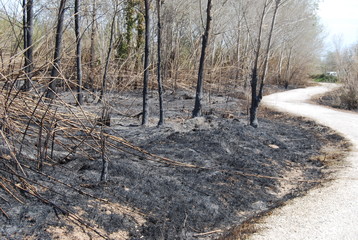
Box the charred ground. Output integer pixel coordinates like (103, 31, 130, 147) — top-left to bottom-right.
(0, 89, 349, 240)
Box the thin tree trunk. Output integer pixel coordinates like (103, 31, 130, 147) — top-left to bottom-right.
(88, 0, 96, 90)
(258, 0, 280, 98)
(250, 0, 280, 127)
(74, 0, 83, 105)
(235, 17, 242, 81)
(192, 0, 212, 118)
(284, 47, 292, 88)
(100, 126, 108, 182)
(249, 0, 269, 127)
(142, 0, 150, 125)
(23, 0, 27, 59)
(277, 47, 284, 85)
(46, 0, 67, 99)
(22, 0, 33, 91)
(99, 4, 117, 103)
(156, 0, 164, 126)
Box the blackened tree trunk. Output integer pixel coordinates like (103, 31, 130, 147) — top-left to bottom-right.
(250, 0, 280, 127)
(46, 0, 67, 99)
(156, 0, 164, 126)
(22, 0, 33, 91)
(100, 124, 108, 182)
(99, 3, 117, 103)
(99, 106, 110, 182)
(192, 0, 212, 118)
(142, 0, 151, 125)
(74, 0, 83, 105)
(249, 0, 267, 127)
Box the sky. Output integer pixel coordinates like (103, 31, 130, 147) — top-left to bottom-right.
(318, 0, 358, 51)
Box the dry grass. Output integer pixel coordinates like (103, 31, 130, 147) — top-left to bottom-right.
(309, 140, 351, 170)
(0, 73, 180, 237)
(218, 218, 261, 240)
(0, 71, 242, 236)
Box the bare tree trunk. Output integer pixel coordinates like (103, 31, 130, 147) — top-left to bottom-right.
(88, 0, 96, 90)
(142, 0, 151, 125)
(250, 0, 270, 127)
(156, 0, 164, 126)
(46, 0, 67, 99)
(258, 0, 280, 98)
(99, 105, 110, 181)
(277, 47, 284, 85)
(99, 3, 117, 103)
(192, 0, 212, 118)
(22, 0, 33, 91)
(250, 0, 280, 128)
(74, 0, 83, 105)
(100, 125, 108, 182)
(22, 0, 27, 57)
(235, 17, 242, 81)
(284, 47, 292, 89)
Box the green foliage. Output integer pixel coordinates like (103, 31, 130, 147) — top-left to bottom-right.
(116, 34, 129, 60)
(311, 73, 338, 83)
(125, 0, 136, 46)
(136, 8, 145, 49)
(117, 0, 144, 60)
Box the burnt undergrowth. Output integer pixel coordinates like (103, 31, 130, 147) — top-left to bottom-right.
(0, 87, 350, 240)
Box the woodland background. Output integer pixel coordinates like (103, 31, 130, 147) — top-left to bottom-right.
(0, 0, 357, 238)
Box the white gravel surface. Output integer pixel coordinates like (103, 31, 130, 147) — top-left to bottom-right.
(249, 83, 358, 240)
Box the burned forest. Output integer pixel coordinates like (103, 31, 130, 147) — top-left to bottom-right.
(0, 0, 346, 239)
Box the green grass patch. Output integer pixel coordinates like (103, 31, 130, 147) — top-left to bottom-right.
(311, 73, 338, 83)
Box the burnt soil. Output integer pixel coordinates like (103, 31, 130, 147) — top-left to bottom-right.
(0, 89, 349, 240)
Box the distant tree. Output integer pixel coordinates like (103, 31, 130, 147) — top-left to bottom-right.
(136, 1, 145, 50)
(99, 0, 118, 103)
(117, 0, 135, 60)
(74, 0, 83, 105)
(324, 51, 338, 73)
(88, 0, 97, 90)
(192, 0, 212, 118)
(21, 0, 33, 91)
(46, 0, 68, 99)
(0, 0, 322, 107)
(142, 0, 151, 125)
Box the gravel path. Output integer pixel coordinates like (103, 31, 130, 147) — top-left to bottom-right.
(249, 83, 358, 240)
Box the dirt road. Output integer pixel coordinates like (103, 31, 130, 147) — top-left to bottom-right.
(249, 83, 358, 240)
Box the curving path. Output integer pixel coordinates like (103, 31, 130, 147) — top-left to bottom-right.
(249, 83, 358, 240)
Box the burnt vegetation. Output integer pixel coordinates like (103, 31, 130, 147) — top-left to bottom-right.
(0, 0, 348, 239)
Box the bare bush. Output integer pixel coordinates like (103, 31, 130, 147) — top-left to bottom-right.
(335, 43, 358, 110)
(340, 85, 358, 110)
